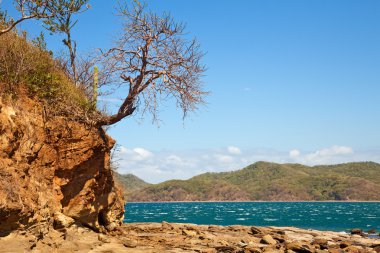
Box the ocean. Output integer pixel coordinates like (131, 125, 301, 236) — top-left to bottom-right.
(124, 202, 380, 232)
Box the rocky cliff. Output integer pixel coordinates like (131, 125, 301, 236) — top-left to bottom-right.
(0, 95, 124, 236)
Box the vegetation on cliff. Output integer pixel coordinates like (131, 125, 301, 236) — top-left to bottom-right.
(0, 1, 207, 127)
(123, 161, 380, 202)
(0, 0, 207, 234)
(0, 1, 98, 122)
(0, 29, 96, 121)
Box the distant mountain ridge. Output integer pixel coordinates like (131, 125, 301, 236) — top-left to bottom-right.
(115, 173, 151, 196)
(118, 161, 380, 202)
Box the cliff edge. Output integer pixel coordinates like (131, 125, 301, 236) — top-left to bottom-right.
(0, 95, 124, 236)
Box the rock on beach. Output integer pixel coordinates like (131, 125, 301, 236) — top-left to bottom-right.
(0, 223, 379, 252)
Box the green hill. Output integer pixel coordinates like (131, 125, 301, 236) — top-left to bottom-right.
(124, 161, 380, 202)
(115, 173, 151, 197)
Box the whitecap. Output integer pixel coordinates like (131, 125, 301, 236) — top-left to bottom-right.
(264, 218, 278, 221)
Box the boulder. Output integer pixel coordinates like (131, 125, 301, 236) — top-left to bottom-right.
(97, 234, 110, 243)
(350, 229, 362, 235)
(329, 249, 344, 253)
(248, 241, 270, 248)
(367, 229, 376, 234)
(260, 235, 277, 245)
(339, 241, 351, 249)
(272, 235, 286, 243)
(215, 246, 236, 253)
(162, 221, 174, 230)
(53, 212, 75, 229)
(262, 246, 282, 253)
(123, 239, 137, 248)
(250, 227, 262, 235)
(286, 241, 313, 253)
(343, 246, 361, 253)
(244, 247, 262, 253)
(182, 229, 197, 237)
(312, 238, 328, 250)
(238, 241, 248, 247)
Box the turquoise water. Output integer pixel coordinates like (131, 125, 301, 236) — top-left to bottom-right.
(124, 202, 380, 232)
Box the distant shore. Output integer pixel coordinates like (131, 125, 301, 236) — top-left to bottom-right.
(126, 200, 380, 203)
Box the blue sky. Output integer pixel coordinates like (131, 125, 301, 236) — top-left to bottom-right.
(2, 1, 380, 182)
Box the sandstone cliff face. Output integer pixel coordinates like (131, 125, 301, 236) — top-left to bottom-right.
(0, 96, 124, 235)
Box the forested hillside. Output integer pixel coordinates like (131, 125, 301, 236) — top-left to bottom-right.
(121, 162, 380, 202)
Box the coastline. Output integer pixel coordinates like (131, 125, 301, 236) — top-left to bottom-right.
(1, 222, 379, 252)
(126, 200, 380, 203)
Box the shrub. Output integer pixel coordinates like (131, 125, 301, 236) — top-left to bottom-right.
(0, 29, 97, 122)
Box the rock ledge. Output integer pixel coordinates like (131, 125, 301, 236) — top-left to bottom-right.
(1, 223, 379, 252)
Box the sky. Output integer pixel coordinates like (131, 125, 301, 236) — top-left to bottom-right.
(2, 0, 380, 183)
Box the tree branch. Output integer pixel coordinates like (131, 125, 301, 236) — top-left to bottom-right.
(0, 14, 38, 35)
(97, 2, 207, 126)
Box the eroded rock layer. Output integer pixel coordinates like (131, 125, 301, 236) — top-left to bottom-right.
(0, 223, 379, 252)
(0, 96, 124, 235)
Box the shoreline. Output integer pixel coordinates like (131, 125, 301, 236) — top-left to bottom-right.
(2, 222, 379, 252)
(126, 200, 380, 203)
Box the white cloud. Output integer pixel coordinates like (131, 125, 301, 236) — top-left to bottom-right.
(319, 145, 353, 155)
(114, 145, 380, 183)
(301, 145, 354, 165)
(215, 154, 234, 163)
(227, 146, 241, 155)
(289, 149, 300, 158)
(289, 145, 374, 166)
(118, 147, 153, 161)
(133, 147, 154, 159)
(166, 155, 182, 162)
(165, 155, 184, 166)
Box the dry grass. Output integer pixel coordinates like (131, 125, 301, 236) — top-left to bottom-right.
(0, 29, 99, 123)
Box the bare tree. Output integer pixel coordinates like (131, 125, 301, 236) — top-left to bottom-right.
(97, 3, 207, 126)
(43, 0, 89, 85)
(0, 0, 51, 35)
(0, 1, 87, 35)
(56, 52, 97, 97)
